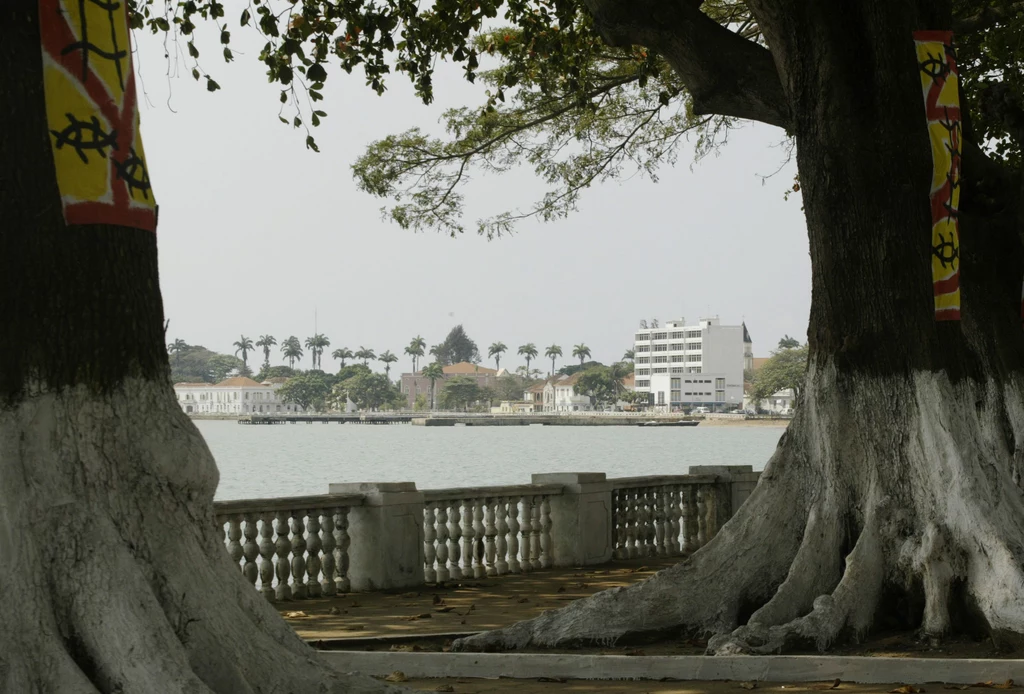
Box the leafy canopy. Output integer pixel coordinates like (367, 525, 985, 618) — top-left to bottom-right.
(750, 345, 808, 405)
(132, 0, 1022, 237)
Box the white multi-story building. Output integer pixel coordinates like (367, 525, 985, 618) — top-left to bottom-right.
(173, 376, 305, 415)
(632, 316, 752, 412)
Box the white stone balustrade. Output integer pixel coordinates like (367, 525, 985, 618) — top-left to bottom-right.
(214, 493, 361, 602)
(215, 466, 759, 601)
(421, 486, 561, 582)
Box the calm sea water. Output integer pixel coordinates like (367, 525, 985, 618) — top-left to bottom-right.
(197, 420, 784, 500)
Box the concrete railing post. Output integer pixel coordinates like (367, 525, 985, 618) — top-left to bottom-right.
(688, 465, 760, 528)
(327, 482, 425, 591)
(530, 472, 612, 568)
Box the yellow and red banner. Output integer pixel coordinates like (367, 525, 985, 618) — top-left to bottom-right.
(39, 0, 157, 231)
(914, 30, 961, 321)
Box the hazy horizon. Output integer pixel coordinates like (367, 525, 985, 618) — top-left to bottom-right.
(136, 28, 810, 374)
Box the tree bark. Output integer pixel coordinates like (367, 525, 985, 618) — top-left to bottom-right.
(456, 0, 1024, 654)
(0, 5, 401, 692)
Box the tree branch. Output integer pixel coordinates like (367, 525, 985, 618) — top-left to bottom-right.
(954, 2, 1024, 33)
(580, 0, 791, 129)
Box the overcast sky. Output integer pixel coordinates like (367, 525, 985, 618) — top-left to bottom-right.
(135, 28, 809, 373)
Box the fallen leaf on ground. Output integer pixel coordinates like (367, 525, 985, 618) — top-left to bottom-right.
(517, 597, 530, 603)
(813, 679, 841, 690)
(974, 682, 1016, 690)
(435, 606, 455, 613)
(538, 677, 567, 683)
(890, 686, 924, 694)
(282, 611, 308, 618)
(629, 566, 649, 573)
(739, 682, 758, 690)
(944, 687, 971, 691)
(435, 686, 454, 692)
(384, 671, 408, 683)
(350, 602, 361, 608)
(556, 586, 567, 593)
(433, 595, 444, 605)
(400, 592, 418, 598)
(327, 606, 342, 615)
(389, 644, 423, 652)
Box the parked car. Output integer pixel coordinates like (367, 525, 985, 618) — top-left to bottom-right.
(693, 406, 711, 414)
(779, 407, 794, 415)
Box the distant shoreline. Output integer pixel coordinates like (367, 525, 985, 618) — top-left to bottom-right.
(187, 413, 790, 427)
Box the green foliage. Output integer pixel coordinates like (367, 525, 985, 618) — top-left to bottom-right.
(574, 366, 618, 407)
(344, 372, 401, 410)
(378, 350, 399, 376)
(332, 347, 354, 366)
(305, 333, 331, 370)
(433, 325, 480, 365)
(406, 336, 426, 372)
(622, 349, 635, 362)
(354, 346, 376, 365)
(496, 373, 528, 401)
(558, 360, 602, 376)
(439, 376, 484, 410)
(545, 344, 562, 374)
(233, 335, 254, 366)
(168, 341, 244, 383)
(572, 343, 591, 365)
(336, 363, 372, 382)
(517, 343, 538, 369)
(421, 361, 446, 408)
(277, 372, 331, 411)
(488, 341, 507, 369)
(132, 0, 1020, 235)
(750, 345, 808, 406)
(255, 335, 277, 368)
(254, 364, 296, 382)
(281, 336, 303, 368)
(413, 393, 429, 411)
(777, 335, 800, 349)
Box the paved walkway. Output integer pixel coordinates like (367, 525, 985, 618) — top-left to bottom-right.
(392, 678, 926, 693)
(278, 558, 677, 642)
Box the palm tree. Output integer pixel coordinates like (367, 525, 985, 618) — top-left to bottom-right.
(167, 338, 187, 366)
(622, 349, 635, 362)
(313, 333, 330, 369)
(488, 342, 507, 370)
(332, 347, 353, 367)
(355, 346, 376, 366)
(518, 343, 538, 373)
(281, 336, 303, 368)
(421, 362, 445, 410)
(379, 350, 398, 379)
(233, 335, 254, 369)
(255, 335, 276, 369)
(406, 335, 427, 372)
(573, 343, 591, 366)
(545, 344, 562, 375)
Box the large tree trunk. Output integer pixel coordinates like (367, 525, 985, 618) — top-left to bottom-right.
(0, 5, 400, 692)
(456, 1, 1024, 654)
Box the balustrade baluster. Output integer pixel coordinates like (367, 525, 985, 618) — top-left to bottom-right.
(681, 487, 695, 554)
(539, 496, 552, 569)
(612, 489, 626, 559)
(696, 488, 708, 548)
(704, 486, 719, 541)
(320, 510, 337, 596)
(494, 499, 509, 575)
(435, 504, 450, 583)
(638, 490, 652, 556)
(423, 503, 437, 583)
(530, 496, 542, 570)
(472, 499, 486, 578)
(227, 516, 243, 572)
(625, 489, 637, 559)
(506, 498, 521, 573)
(258, 513, 275, 600)
(448, 502, 462, 580)
(519, 496, 534, 573)
(484, 500, 497, 577)
(651, 491, 667, 556)
(333, 507, 350, 593)
(289, 513, 307, 599)
(668, 486, 682, 555)
(274, 512, 292, 600)
(460, 500, 475, 577)
(241, 514, 259, 587)
(305, 512, 322, 598)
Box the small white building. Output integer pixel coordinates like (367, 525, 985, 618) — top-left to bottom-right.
(173, 376, 304, 415)
(744, 388, 795, 414)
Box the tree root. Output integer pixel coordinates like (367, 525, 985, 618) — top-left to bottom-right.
(0, 383, 408, 694)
